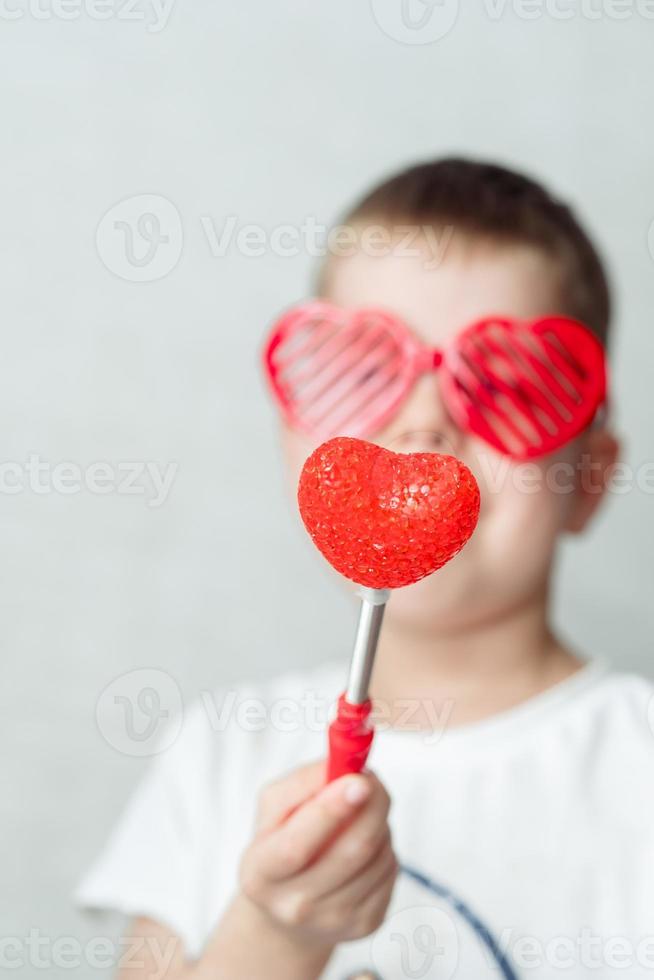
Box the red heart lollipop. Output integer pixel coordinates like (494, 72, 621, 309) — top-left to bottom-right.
(298, 436, 480, 590)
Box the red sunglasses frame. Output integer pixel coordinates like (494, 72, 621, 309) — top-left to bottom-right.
(262, 301, 608, 460)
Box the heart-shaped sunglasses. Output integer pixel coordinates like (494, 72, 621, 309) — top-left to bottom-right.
(262, 301, 608, 460)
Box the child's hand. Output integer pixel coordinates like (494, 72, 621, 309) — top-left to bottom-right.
(238, 761, 398, 952)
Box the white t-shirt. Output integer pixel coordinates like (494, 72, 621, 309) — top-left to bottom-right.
(76, 659, 654, 979)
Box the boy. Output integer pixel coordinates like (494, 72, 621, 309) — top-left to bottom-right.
(77, 159, 654, 979)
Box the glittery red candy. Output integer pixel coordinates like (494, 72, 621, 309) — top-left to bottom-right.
(297, 437, 480, 590)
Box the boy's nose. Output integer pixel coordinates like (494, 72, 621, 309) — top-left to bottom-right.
(389, 429, 453, 453)
(378, 372, 463, 455)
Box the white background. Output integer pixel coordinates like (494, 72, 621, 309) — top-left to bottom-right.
(1, 2, 653, 976)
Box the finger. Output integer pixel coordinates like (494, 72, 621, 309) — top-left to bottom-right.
(256, 760, 326, 831)
(321, 837, 397, 910)
(283, 777, 391, 897)
(343, 859, 398, 941)
(253, 774, 373, 880)
(328, 775, 391, 873)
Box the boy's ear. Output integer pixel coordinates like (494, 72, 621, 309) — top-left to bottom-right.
(564, 427, 621, 534)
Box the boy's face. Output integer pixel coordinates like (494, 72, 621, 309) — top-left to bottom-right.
(280, 233, 617, 631)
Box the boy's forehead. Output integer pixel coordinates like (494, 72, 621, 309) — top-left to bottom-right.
(322, 236, 562, 346)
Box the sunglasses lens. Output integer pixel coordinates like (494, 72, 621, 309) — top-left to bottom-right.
(441, 318, 606, 459)
(266, 306, 411, 439)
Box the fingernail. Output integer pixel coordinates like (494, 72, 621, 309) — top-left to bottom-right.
(343, 777, 370, 805)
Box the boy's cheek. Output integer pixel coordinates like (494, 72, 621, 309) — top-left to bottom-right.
(473, 440, 579, 504)
(280, 424, 315, 489)
(474, 445, 580, 540)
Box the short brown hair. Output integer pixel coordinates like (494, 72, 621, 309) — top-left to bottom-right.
(330, 158, 611, 347)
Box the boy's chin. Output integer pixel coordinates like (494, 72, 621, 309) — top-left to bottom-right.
(384, 562, 488, 633)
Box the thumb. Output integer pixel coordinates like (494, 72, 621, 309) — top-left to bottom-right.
(256, 759, 326, 832)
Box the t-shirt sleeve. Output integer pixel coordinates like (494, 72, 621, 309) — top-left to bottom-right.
(73, 700, 213, 958)
(73, 667, 338, 961)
